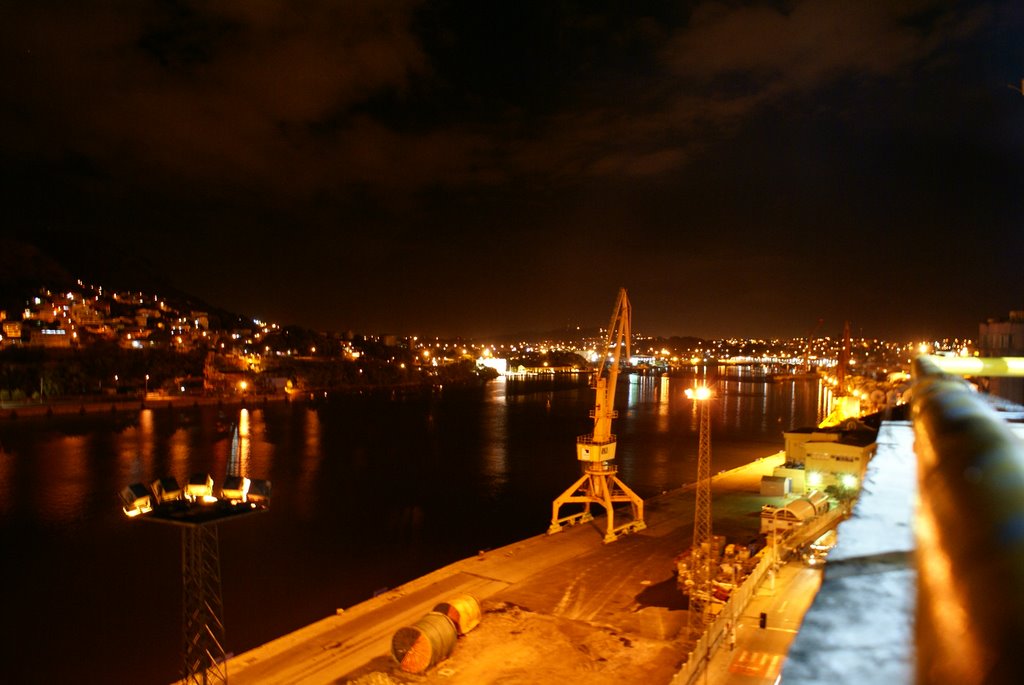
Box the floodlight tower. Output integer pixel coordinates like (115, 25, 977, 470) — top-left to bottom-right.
(686, 385, 713, 642)
(549, 287, 645, 543)
(121, 425, 270, 685)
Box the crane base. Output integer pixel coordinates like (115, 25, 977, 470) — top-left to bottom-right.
(548, 510, 594, 534)
(549, 466, 645, 543)
(602, 519, 647, 544)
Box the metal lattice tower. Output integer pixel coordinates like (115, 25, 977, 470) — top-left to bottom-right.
(688, 394, 713, 641)
(182, 524, 227, 685)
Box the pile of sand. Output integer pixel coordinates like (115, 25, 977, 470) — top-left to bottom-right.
(348, 600, 687, 685)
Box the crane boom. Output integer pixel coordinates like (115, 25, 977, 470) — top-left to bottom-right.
(586, 287, 630, 449)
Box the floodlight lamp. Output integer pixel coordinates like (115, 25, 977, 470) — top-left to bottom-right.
(685, 386, 712, 401)
(246, 478, 272, 504)
(120, 483, 153, 517)
(185, 473, 214, 501)
(151, 476, 182, 504)
(221, 475, 250, 502)
(840, 473, 858, 489)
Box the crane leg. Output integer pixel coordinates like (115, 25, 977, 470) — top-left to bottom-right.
(548, 473, 594, 534)
(602, 475, 646, 542)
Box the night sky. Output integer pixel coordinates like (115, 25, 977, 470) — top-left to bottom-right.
(2, 1, 1022, 340)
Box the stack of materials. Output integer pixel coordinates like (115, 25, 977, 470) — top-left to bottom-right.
(391, 594, 481, 674)
(433, 594, 482, 635)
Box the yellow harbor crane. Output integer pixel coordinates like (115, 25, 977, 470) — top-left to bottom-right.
(819, 319, 861, 428)
(548, 288, 646, 543)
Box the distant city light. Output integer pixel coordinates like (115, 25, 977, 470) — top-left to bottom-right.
(478, 357, 507, 374)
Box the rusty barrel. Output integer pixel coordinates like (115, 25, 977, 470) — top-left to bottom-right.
(391, 611, 458, 673)
(432, 593, 482, 635)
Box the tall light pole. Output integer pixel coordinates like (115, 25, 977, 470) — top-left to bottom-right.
(770, 506, 784, 593)
(120, 426, 271, 684)
(772, 507, 782, 566)
(686, 385, 713, 642)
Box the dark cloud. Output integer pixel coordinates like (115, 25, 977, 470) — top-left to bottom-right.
(0, 1, 994, 192)
(666, 2, 961, 85)
(1, 1, 433, 196)
(1, 1, 1021, 340)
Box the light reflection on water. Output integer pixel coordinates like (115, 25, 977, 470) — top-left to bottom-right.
(0, 373, 825, 528)
(295, 406, 321, 521)
(238, 407, 251, 474)
(481, 378, 509, 496)
(0, 370, 825, 684)
(46, 434, 88, 526)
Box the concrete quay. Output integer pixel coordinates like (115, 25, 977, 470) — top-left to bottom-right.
(226, 452, 799, 685)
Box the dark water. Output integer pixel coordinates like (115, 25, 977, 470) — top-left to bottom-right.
(0, 368, 828, 684)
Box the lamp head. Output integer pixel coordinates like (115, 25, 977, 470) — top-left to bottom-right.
(685, 386, 712, 401)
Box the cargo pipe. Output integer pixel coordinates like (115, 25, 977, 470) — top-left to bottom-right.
(912, 355, 1024, 684)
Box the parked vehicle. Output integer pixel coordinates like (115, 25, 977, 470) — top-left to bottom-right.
(803, 529, 838, 566)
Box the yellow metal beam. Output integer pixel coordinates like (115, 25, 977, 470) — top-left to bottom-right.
(922, 355, 1024, 377)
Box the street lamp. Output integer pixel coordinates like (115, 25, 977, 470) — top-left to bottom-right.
(772, 507, 780, 562)
(145, 374, 149, 395)
(769, 506, 788, 594)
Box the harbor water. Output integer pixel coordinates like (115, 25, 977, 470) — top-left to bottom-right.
(0, 367, 827, 684)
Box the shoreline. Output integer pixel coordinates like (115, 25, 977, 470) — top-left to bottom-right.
(0, 392, 295, 420)
(0, 376, 504, 421)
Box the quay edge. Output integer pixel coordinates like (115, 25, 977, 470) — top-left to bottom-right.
(224, 451, 813, 685)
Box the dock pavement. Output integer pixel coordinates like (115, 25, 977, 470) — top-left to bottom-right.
(225, 452, 804, 685)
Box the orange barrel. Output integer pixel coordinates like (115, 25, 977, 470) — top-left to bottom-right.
(391, 612, 458, 673)
(432, 594, 482, 635)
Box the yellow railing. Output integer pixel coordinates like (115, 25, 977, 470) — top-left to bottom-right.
(912, 355, 1024, 683)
